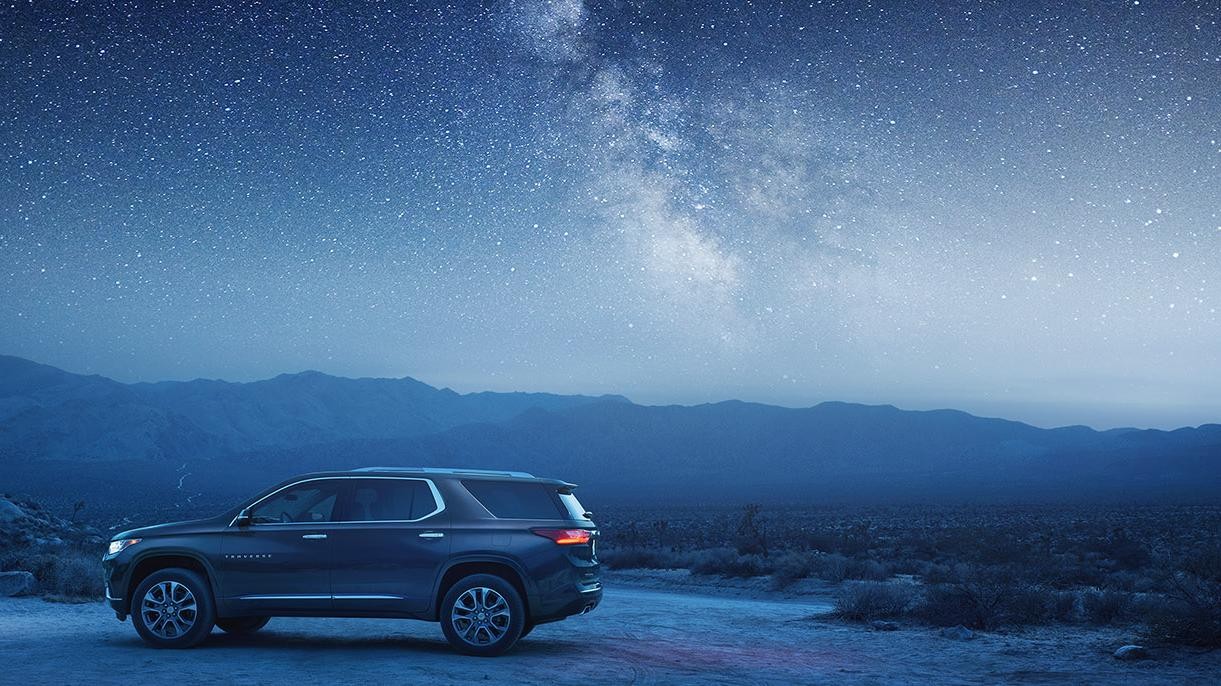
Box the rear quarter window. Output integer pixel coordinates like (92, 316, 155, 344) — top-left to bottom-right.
(462, 480, 564, 519)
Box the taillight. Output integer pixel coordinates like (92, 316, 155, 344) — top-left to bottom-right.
(532, 528, 593, 545)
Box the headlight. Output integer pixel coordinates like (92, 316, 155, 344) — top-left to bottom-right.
(107, 538, 141, 555)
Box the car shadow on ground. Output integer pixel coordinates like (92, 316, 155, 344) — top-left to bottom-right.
(106, 628, 586, 657)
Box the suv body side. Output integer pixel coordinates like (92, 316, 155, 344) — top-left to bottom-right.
(102, 470, 601, 630)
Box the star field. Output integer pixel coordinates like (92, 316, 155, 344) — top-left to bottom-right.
(1, 0, 1218, 429)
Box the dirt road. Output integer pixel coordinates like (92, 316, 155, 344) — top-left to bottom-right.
(0, 585, 1214, 684)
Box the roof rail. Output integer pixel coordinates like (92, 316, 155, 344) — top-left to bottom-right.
(353, 466, 537, 479)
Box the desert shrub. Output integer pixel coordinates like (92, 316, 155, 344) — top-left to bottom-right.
(689, 548, 771, 578)
(1144, 567, 1221, 647)
(1145, 599, 1221, 648)
(914, 583, 979, 627)
(600, 547, 688, 570)
(852, 559, 891, 581)
(733, 504, 768, 557)
(1001, 584, 1057, 625)
(0, 547, 102, 599)
(810, 553, 852, 582)
(43, 552, 103, 598)
(835, 581, 914, 621)
(1081, 589, 1131, 624)
(770, 552, 816, 589)
(0, 549, 61, 582)
(804, 553, 890, 582)
(1093, 535, 1151, 571)
(913, 566, 1013, 629)
(1051, 590, 1079, 622)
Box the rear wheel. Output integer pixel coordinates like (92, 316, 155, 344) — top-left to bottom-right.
(440, 574, 525, 656)
(131, 568, 215, 648)
(216, 616, 270, 635)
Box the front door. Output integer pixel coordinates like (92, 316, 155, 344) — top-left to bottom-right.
(219, 478, 342, 613)
(329, 477, 451, 613)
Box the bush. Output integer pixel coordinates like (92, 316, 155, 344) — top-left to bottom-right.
(1144, 569, 1221, 647)
(770, 552, 815, 589)
(1082, 589, 1130, 625)
(1051, 590, 1078, 622)
(1001, 584, 1058, 625)
(811, 553, 851, 583)
(0, 547, 102, 599)
(600, 547, 687, 570)
(43, 552, 103, 598)
(1145, 600, 1221, 648)
(806, 553, 890, 583)
(835, 581, 914, 621)
(689, 548, 771, 578)
(914, 583, 979, 627)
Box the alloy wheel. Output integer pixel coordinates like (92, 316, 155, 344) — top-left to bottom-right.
(141, 580, 198, 640)
(450, 586, 511, 645)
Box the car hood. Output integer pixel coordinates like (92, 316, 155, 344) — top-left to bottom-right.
(112, 516, 226, 541)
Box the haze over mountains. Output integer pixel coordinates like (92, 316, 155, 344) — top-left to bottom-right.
(0, 354, 1218, 516)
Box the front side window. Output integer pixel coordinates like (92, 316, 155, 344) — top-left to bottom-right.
(250, 481, 340, 524)
(341, 479, 438, 522)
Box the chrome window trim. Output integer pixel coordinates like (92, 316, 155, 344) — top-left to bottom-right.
(229, 476, 445, 527)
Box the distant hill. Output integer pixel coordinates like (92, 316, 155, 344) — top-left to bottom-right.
(0, 354, 624, 460)
(0, 354, 1218, 518)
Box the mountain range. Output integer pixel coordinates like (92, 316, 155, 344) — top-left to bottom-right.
(1, 354, 1218, 518)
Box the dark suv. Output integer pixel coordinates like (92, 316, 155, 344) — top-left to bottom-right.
(101, 467, 601, 656)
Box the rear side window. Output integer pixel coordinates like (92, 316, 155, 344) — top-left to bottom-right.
(559, 492, 591, 520)
(462, 480, 564, 520)
(342, 479, 439, 521)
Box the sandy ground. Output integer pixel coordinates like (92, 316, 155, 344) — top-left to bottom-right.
(1, 577, 1217, 685)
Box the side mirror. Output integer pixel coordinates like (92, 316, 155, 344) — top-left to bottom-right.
(234, 507, 253, 527)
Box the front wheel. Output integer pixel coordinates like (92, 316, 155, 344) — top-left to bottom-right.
(216, 616, 270, 635)
(131, 568, 216, 648)
(440, 574, 526, 656)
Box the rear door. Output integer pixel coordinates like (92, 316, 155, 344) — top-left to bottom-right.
(328, 477, 450, 613)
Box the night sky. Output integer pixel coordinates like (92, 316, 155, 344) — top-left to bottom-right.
(1, 0, 1218, 429)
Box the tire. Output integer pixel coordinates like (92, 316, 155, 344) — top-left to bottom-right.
(520, 622, 535, 639)
(216, 616, 270, 635)
(131, 568, 216, 648)
(440, 573, 526, 656)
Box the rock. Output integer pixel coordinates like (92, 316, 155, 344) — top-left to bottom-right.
(0, 571, 36, 596)
(0, 498, 25, 523)
(870, 620, 899, 631)
(940, 625, 975, 640)
(1113, 645, 1150, 661)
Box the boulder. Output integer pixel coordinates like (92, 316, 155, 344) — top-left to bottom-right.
(870, 620, 900, 631)
(0, 498, 25, 523)
(0, 571, 36, 596)
(1113, 645, 1150, 661)
(940, 625, 975, 640)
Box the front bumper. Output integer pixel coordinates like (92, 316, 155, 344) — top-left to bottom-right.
(101, 554, 131, 620)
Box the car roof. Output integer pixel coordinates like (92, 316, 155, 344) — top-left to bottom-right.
(284, 467, 576, 489)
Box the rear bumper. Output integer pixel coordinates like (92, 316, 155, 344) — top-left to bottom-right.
(532, 579, 602, 624)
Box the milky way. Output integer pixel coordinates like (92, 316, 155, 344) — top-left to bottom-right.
(1, 0, 1218, 428)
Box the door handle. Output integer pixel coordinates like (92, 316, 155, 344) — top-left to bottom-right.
(301, 534, 327, 540)
(418, 532, 444, 539)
